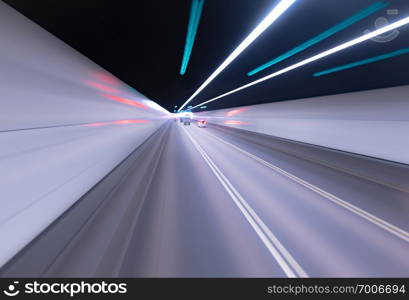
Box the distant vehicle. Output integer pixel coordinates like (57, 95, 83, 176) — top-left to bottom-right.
(182, 117, 191, 125)
(177, 112, 193, 125)
(197, 120, 207, 128)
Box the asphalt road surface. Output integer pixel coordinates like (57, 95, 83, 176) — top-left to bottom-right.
(2, 121, 409, 277)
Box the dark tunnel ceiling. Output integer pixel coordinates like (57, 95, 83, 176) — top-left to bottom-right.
(3, 0, 409, 111)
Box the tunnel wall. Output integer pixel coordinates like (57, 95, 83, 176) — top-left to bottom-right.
(197, 85, 409, 165)
(0, 2, 168, 267)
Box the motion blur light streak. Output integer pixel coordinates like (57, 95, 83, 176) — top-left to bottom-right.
(85, 122, 107, 127)
(225, 107, 250, 117)
(112, 119, 150, 125)
(143, 100, 170, 114)
(178, 0, 297, 111)
(224, 120, 249, 125)
(314, 47, 409, 77)
(189, 15, 409, 110)
(180, 0, 205, 75)
(247, 1, 389, 76)
(85, 81, 121, 94)
(2, 0, 409, 279)
(102, 94, 148, 109)
(92, 71, 121, 86)
(85, 120, 150, 127)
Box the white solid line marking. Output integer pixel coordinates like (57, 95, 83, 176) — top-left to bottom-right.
(182, 126, 308, 278)
(205, 130, 409, 243)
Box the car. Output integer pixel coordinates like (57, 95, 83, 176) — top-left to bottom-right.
(182, 117, 191, 125)
(197, 120, 207, 128)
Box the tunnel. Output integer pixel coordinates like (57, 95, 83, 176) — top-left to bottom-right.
(0, 0, 409, 280)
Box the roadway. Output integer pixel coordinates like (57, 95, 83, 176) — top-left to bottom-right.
(1, 120, 409, 277)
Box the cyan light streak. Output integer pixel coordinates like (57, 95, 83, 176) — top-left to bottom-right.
(180, 0, 205, 75)
(181, 0, 199, 74)
(314, 47, 409, 77)
(247, 1, 389, 76)
(186, 15, 409, 111)
(178, 0, 297, 111)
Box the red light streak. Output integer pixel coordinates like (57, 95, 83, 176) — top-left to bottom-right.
(112, 119, 149, 125)
(93, 72, 120, 86)
(86, 122, 107, 127)
(225, 107, 249, 117)
(85, 81, 120, 94)
(85, 119, 150, 127)
(102, 94, 148, 109)
(224, 120, 248, 125)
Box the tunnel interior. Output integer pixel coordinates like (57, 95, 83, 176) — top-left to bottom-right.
(0, 0, 408, 278)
